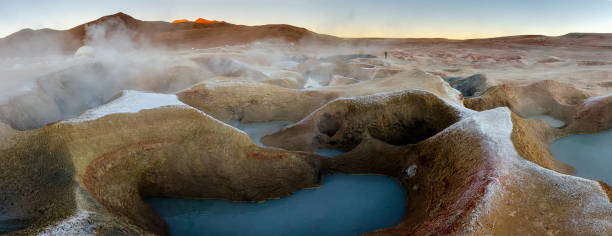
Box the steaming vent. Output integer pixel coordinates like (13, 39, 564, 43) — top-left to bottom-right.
(74, 46, 95, 58)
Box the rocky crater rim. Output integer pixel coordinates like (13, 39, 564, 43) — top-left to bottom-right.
(2, 89, 611, 235)
(466, 79, 612, 134)
(261, 90, 472, 153)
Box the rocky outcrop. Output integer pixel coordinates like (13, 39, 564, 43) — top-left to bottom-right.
(325, 109, 612, 235)
(0, 63, 214, 131)
(256, 90, 612, 235)
(465, 80, 592, 125)
(73, 107, 322, 235)
(178, 70, 464, 123)
(566, 94, 612, 133)
(3, 12, 612, 236)
(261, 90, 470, 152)
(443, 74, 495, 97)
(0, 127, 77, 235)
(1, 91, 324, 235)
(509, 113, 574, 174)
(177, 82, 337, 123)
(2, 88, 611, 235)
(465, 80, 612, 134)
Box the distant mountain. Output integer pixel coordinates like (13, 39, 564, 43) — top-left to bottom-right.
(1, 12, 611, 57)
(0, 12, 337, 57)
(193, 18, 225, 24)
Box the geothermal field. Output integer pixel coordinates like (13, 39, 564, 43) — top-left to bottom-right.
(1, 12, 612, 235)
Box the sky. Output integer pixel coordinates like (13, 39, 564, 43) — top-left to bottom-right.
(1, 0, 611, 39)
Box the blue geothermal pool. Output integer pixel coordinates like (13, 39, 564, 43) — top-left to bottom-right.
(528, 115, 565, 128)
(232, 121, 345, 157)
(144, 121, 402, 235)
(232, 121, 293, 147)
(314, 149, 345, 157)
(146, 174, 407, 235)
(550, 130, 612, 184)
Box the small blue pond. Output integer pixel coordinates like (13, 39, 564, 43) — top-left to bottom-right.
(232, 121, 293, 147)
(550, 130, 612, 184)
(232, 121, 346, 157)
(528, 115, 565, 128)
(145, 122, 404, 235)
(315, 149, 346, 158)
(146, 174, 407, 235)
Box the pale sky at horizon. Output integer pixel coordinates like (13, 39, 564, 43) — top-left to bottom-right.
(1, 0, 612, 39)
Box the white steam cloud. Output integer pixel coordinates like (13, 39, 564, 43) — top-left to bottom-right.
(0, 17, 390, 130)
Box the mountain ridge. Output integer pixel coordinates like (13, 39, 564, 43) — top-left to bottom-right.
(1, 12, 611, 57)
(0, 12, 334, 57)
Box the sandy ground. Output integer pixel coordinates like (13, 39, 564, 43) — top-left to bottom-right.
(385, 45, 612, 95)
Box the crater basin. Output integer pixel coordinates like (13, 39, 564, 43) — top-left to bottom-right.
(550, 130, 612, 184)
(146, 174, 407, 235)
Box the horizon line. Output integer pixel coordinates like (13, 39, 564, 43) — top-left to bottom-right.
(1, 12, 611, 41)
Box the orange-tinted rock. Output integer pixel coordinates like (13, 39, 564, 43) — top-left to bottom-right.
(194, 18, 224, 24)
(171, 19, 189, 23)
(172, 18, 224, 24)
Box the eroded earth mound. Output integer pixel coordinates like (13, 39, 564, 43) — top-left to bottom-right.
(1, 12, 612, 236)
(2, 87, 611, 235)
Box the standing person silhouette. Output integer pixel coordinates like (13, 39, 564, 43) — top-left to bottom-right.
(384, 51, 388, 59)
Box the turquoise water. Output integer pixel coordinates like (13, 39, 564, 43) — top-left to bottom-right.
(0, 223, 26, 234)
(550, 130, 612, 184)
(232, 121, 346, 158)
(528, 115, 565, 128)
(232, 121, 293, 147)
(315, 149, 345, 157)
(146, 174, 406, 236)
